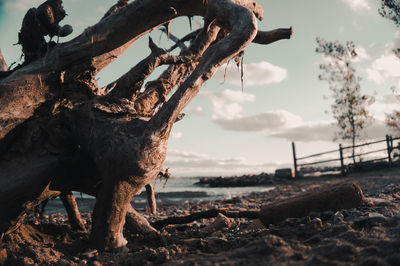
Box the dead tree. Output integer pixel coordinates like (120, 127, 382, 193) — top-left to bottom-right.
(0, 0, 292, 251)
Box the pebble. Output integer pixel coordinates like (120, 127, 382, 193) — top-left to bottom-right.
(333, 211, 344, 224)
(248, 219, 265, 231)
(81, 249, 98, 259)
(55, 259, 71, 266)
(368, 212, 386, 222)
(204, 213, 232, 233)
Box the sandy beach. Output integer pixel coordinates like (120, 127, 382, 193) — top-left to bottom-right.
(2, 167, 400, 265)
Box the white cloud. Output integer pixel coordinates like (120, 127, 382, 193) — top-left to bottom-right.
(369, 94, 400, 118)
(171, 131, 183, 139)
(366, 53, 400, 85)
(165, 149, 290, 177)
(268, 119, 390, 143)
(269, 121, 335, 142)
(200, 89, 255, 120)
(341, 0, 371, 11)
(353, 45, 370, 62)
(185, 106, 207, 116)
(366, 31, 400, 87)
(200, 90, 304, 133)
(212, 61, 288, 87)
(214, 110, 303, 132)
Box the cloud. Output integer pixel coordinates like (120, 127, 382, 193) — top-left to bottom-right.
(212, 61, 288, 87)
(341, 0, 371, 11)
(185, 106, 207, 116)
(165, 149, 290, 177)
(268, 119, 390, 143)
(366, 31, 400, 86)
(200, 90, 304, 133)
(214, 110, 303, 132)
(366, 53, 400, 85)
(354, 45, 370, 62)
(200, 89, 255, 120)
(269, 121, 335, 142)
(171, 131, 183, 139)
(369, 94, 400, 119)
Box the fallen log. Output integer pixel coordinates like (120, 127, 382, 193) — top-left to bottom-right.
(259, 182, 365, 226)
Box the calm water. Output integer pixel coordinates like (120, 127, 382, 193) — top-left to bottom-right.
(44, 178, 274, 214)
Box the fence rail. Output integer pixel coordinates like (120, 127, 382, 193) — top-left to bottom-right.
(292, 135, 400, 178)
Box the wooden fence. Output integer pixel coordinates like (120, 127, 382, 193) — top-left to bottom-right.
(292, 135, 400, 178)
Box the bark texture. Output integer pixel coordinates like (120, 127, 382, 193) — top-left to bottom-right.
(145, 184, 157, 214)
(259, 182, 365, 226)
(59, 192, 86, 232)
(0, 50, 7, 71)
(0, 0, 292, 251)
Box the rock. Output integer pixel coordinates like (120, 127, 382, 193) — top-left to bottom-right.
(311, 217, 323, 227)
(333, 211, 344, 224)
(56, 259, 72, 266)
(23, 257, 35, 265)
(368, 212, 386, 222)
(155, 247, 170, 264)
(275, 168, 294, 179)
(183, 238, 206, 248)
(81, 249, 98, 259)
(204, 213, 232, 233)
(248, 219, 265, 230)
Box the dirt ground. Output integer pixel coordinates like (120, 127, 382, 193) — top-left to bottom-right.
(1, 167, 400, 265)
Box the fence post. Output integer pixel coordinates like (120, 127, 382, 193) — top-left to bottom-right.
(339, 144, 344, 175)
(386, 134, 392, 163)
(292, 142, 298, 178)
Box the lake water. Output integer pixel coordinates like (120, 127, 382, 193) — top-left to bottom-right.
(44, 178, 274, 214)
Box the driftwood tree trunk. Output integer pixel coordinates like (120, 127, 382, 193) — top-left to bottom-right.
(0, 0, 292, 251)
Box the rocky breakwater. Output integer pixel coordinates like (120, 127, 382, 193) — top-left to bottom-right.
(195, 172, 273, 187)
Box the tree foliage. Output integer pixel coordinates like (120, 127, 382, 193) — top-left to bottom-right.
(379, 0, 400, 25)
(378, 0, 400, 133)
(316, 38, 374, 163)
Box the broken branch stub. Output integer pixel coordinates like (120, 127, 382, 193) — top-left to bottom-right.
(259, 182, 365, 226)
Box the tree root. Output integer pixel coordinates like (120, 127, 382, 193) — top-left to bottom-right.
(59, 192, 87, 232)
(145, 184, 157, 214)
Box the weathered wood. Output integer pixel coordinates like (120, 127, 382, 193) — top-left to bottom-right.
(0, 50, 7, 71)
(145, 184, 157, 214)
(0, 0, 292, 251)
(125, 205, 158, 237)
(151, 208, 259, 229)
(59, 192, 86, 232)
(259, 182, 365, 226)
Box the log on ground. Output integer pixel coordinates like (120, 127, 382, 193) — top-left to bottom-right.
(259, 182, 365, 226)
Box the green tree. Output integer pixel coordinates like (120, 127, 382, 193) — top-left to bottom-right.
(316, 38, 374, 164)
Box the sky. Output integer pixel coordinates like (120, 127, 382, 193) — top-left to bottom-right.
(1, 0, 400, 177)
